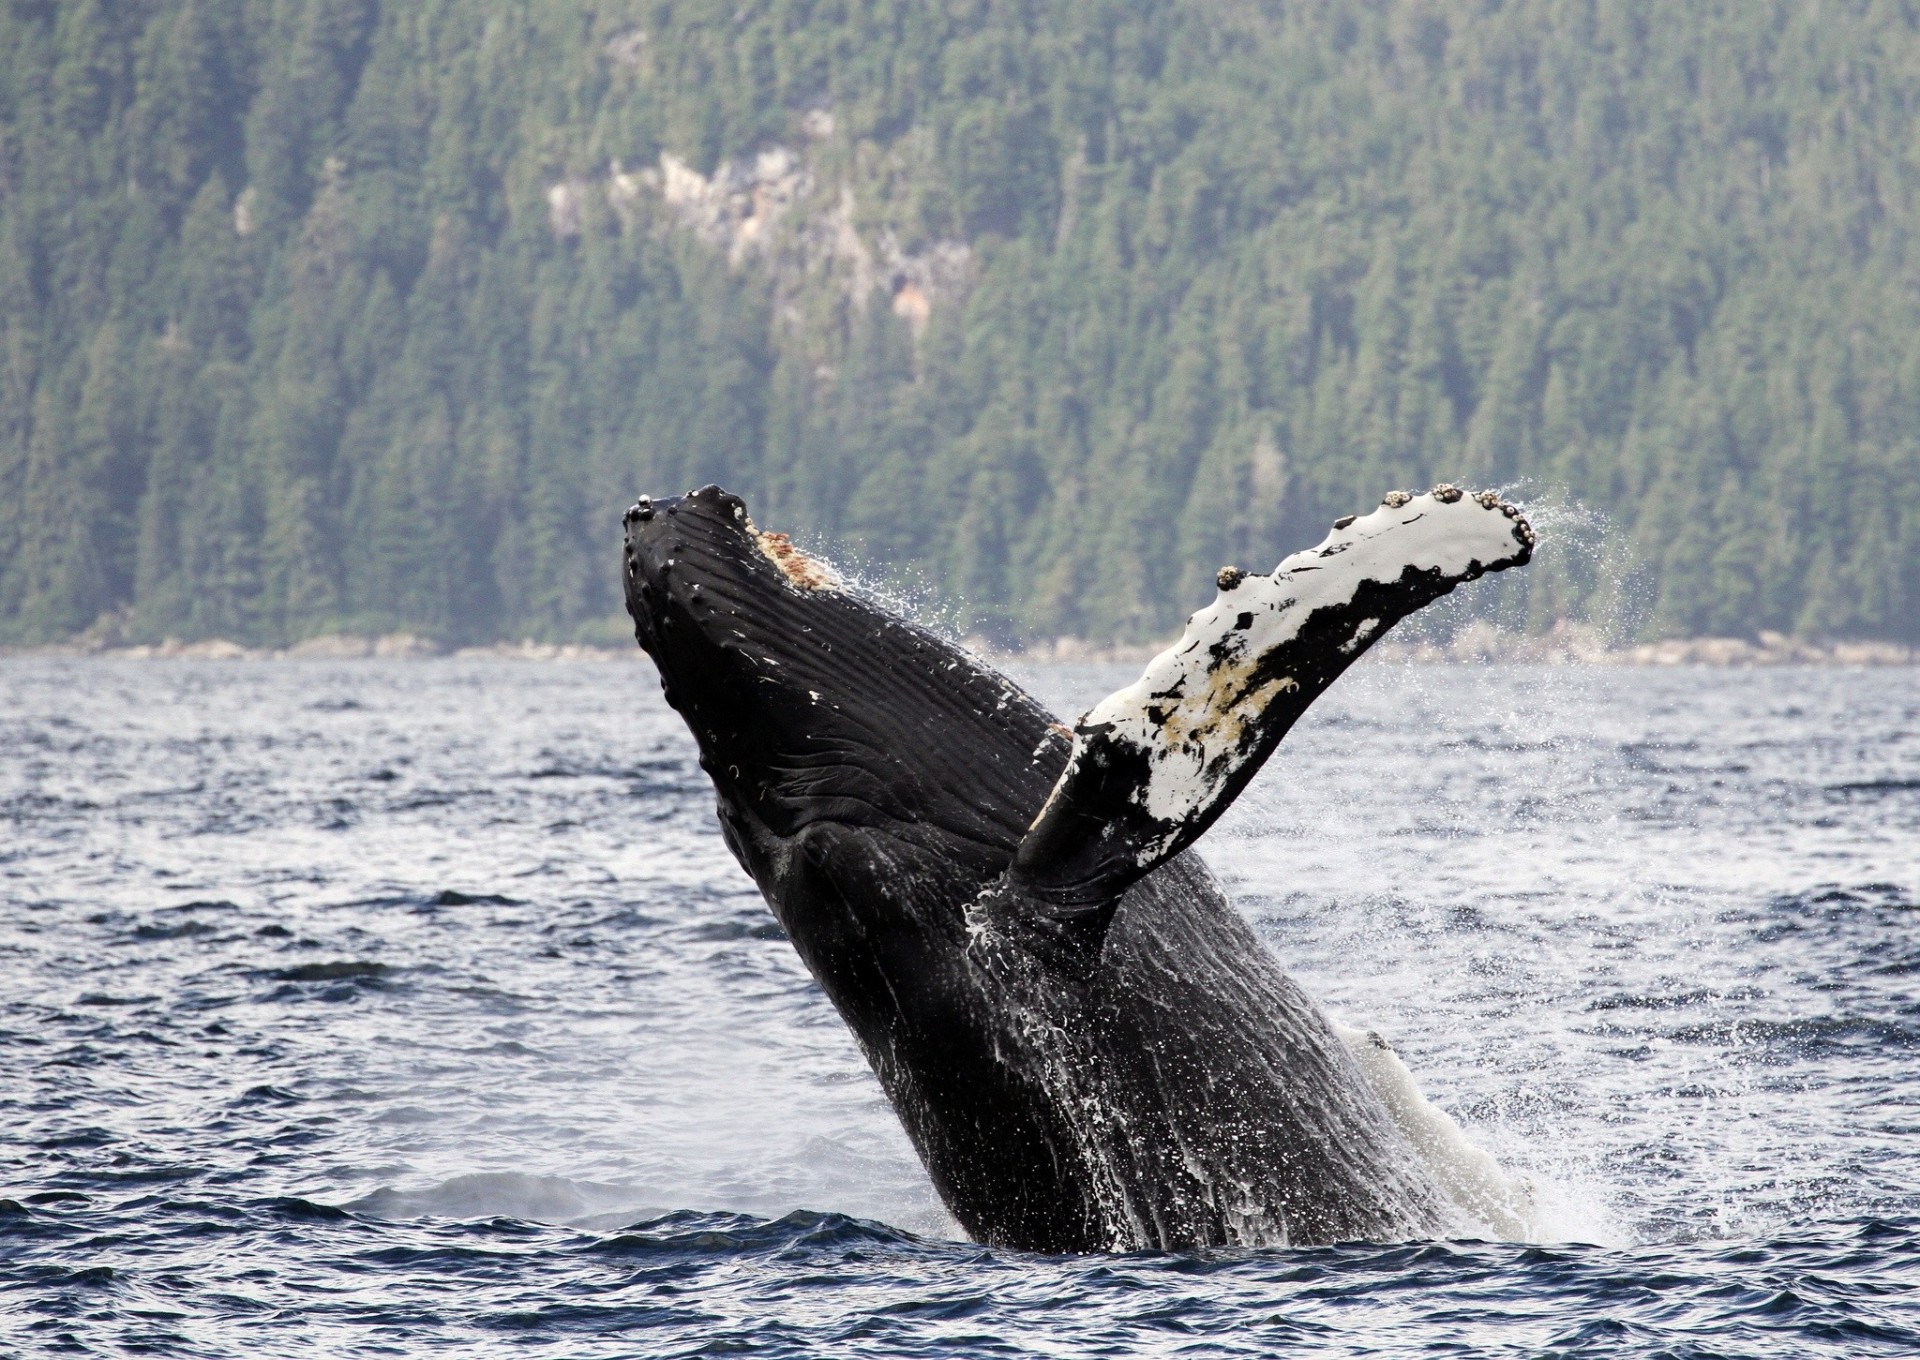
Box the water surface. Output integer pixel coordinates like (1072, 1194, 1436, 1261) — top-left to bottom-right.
(1, 658, 1916, 1356)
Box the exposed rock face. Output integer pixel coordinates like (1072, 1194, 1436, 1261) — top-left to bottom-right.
(547, 181, 584, 238)
(603, 27, 647, 66)
(878, 231, 971, 332)
(644, 147, 814, 264)
(553, 129, 972, 332)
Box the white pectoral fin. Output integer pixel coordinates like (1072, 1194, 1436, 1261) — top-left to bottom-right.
(1336, 1023, 1540, 1241)
(1012, 487, 1534, 912)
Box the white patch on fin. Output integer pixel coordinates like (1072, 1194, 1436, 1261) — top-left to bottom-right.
(1340, 617, 1381, 655)
(1012, 488, 1532, 910)
(1077, 489, 1531, 835)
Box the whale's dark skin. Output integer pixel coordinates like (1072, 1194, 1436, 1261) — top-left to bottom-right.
(622, 484, 1534, 1252)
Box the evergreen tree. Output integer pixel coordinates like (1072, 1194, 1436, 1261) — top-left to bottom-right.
(1, 0, 1918, 647)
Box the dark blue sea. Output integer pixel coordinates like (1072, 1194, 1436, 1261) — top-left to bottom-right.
(2, 656, 1916, 1357)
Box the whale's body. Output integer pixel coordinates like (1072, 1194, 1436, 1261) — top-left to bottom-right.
(623, 484, 1537, 1251)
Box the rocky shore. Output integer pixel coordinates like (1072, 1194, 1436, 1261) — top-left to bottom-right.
(3, 634, 630, 662)
(1364, 621, 1918, 667)
(5, 623, 1914, 666)
(1007, 621, 1916, 667)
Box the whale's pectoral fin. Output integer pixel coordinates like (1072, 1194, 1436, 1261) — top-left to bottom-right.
(1334, 1023, 1540, 1240)
(1010, 487, 1534, 918)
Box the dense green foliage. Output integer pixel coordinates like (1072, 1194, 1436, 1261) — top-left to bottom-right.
(3, 0, 1918, 645)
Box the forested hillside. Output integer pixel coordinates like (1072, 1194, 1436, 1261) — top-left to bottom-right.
(3, 0, 1918, 646)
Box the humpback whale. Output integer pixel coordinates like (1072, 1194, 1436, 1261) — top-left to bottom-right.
(622, 483, 1538, 1252)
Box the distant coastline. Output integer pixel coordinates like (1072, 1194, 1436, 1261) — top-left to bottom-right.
(4, 624, 1915, 667)
(1015, 624, 1917, 668)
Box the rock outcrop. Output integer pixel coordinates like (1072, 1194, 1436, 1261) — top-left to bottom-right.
(553, 125, 972, 334)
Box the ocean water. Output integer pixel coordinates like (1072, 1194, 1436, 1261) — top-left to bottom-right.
(1, 655, 1916, 1358)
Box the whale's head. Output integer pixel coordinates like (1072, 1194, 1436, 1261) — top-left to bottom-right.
(621, 484, 838, 705)
(621, 486, 1057, 890)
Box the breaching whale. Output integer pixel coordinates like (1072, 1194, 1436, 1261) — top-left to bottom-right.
(622, 483, 1539, 1252)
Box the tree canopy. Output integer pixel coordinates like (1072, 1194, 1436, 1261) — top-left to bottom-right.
(2, 0, 1917, 646)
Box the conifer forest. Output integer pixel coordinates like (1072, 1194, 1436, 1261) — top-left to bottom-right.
(3, 0, 1918, 647)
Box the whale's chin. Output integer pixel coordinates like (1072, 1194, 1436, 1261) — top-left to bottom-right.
(621, 482, 1540, 1252)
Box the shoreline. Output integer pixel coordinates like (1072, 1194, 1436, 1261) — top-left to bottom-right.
(2, 624, 1915, 667)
